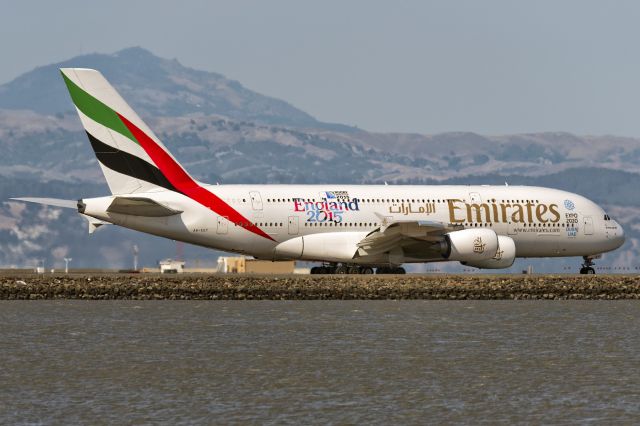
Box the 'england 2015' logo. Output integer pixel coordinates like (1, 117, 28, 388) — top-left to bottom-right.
(564, 200, 575, 211)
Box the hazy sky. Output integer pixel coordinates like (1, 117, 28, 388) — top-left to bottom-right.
(2, 0, 640, 136)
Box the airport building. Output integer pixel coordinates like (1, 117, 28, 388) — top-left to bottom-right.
(216, 257, 295, 274)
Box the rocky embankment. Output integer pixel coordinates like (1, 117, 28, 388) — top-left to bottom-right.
(1, 274, 640, 300)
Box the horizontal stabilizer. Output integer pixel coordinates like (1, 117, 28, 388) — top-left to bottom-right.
(10, 197, 78, 209)
(106, 197, 182, 217)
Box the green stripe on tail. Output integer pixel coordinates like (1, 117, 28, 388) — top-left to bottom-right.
(61, 71, 138, 144)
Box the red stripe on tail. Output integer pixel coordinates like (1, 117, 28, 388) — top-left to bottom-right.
(117, 113, 275, 242)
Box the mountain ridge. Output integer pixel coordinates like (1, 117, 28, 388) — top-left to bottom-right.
(0, 47, 350, 129)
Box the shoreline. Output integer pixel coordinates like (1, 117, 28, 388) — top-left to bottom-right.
(1, 274, 640, 300)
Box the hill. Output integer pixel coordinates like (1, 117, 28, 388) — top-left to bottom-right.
(0, 47, 327, 128)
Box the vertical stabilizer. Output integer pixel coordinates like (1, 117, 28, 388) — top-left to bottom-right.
(60, 68, 192, 195)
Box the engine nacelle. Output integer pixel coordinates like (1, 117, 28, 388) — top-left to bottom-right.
(274, 232, 368, 262)
(462, 235, 516, 269)
(442, 228, 499, 262)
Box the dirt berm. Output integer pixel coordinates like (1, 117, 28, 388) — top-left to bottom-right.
(1, 274, 640, 300)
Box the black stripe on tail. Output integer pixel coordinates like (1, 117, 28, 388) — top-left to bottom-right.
(86, 131, 180, 193)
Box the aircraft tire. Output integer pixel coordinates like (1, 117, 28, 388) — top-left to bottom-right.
(361, 267, 374, 274)
(336, 265, 349, 274)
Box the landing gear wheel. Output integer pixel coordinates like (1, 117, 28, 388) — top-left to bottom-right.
(580, 256, 597, 275)
(395, 267, 406, 274)
(361, 267, 374, 274)
(347, 266, 360, 274)
(335, 265, 349, 274)
(310, 267, 321, 275)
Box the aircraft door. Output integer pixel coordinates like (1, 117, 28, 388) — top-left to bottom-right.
(217, 216, 229, 234)
(288, 216, 299, 235)
(249, 191, 263, 210)
(469, 192, 482, 203)
(508, 221, 517, 235)
(583, 216, 594, 235)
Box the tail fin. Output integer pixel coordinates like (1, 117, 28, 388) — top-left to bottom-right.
(60, 68, 194, 195)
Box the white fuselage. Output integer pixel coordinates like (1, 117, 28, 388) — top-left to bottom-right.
(81, 184, 624, 266)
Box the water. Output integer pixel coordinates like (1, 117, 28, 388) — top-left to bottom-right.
(0, 301, 639, 424)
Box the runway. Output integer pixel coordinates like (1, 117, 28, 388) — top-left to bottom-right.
(1, 274, 639, 299)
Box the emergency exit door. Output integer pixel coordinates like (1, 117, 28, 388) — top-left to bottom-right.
(288, 216, 299, 235)
(217, 216, 228, 234)
(249, 191, 263, 210)
(584, 216, 594, 235)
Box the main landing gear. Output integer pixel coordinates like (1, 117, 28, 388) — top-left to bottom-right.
(309, 264, 406, 275)
(579, 256, 596, 275)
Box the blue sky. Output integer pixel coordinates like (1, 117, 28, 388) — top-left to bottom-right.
(2, 0, 640, 136)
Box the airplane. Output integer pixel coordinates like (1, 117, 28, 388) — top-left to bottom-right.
(11, 68, 625, 274)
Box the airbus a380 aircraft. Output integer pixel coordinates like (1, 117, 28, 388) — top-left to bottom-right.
(12, 69, 625, 274)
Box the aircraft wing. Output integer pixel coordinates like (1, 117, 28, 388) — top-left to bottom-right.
(357, 219, 457, 256)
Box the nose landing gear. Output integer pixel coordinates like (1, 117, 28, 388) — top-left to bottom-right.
(579, 256, 596, 274)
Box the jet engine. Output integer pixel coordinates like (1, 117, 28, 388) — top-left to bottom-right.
(441, 228, 499, 262)
(462, 235, 516, 269)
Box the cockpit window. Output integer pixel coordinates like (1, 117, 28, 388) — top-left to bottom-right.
(604, 214, 611, 221)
